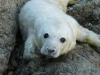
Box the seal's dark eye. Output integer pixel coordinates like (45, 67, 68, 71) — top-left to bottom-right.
(60, 38, 66, 43)
(44, 33, 49, 38)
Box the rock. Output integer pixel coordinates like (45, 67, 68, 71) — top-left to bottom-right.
(0, 0, 28, 75)
(67, 0, 100, 26)
(19, 44, 100, 75)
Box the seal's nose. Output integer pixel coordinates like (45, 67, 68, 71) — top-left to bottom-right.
(48, 49, 55, 53)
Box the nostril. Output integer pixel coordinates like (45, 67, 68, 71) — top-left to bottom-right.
(48, 49, 55, 53)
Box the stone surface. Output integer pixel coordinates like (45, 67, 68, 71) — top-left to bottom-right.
(17, 44, 100, 75)
(0, 0, 28, 75)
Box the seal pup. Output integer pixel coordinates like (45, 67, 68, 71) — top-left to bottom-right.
(19, 0, 100, 59)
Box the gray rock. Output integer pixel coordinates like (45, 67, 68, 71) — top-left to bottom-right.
(0, 0, 28, 75)
(19, 44, 100, 75)
(67, 0, 100, 25)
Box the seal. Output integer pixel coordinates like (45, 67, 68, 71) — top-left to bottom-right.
(19, 0, 100, 60)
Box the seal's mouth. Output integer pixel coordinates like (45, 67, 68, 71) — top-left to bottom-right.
(41, 52, 59, 58)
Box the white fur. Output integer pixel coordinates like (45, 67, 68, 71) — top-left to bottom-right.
(19, 0, 100, 60)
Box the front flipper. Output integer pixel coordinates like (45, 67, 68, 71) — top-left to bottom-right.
(76, 26, 100, 47)
(23, 36, 39, 60)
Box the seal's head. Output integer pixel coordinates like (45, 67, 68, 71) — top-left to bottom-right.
(39, 24, 76, 58)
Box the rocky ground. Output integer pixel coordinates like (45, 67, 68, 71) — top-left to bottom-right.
(3, 0, 100, 75)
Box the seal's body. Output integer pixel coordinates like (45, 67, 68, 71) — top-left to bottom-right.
(19, 0, 100, 59)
